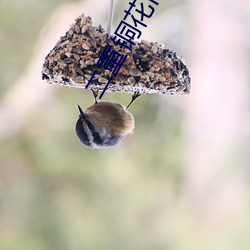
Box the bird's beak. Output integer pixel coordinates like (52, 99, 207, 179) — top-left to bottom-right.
(77, 105, 86, 119)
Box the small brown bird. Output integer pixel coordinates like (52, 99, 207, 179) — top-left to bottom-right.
(75, 90, 140, 149)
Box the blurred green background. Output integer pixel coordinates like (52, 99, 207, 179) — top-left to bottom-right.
(1, 0, 250, 249)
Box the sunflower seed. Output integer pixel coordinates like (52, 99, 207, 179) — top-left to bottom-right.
(73, 53, 80, 61)
(74, 66, 83, 75)
(75, 24, 80, 34)
(127, 77, 135, 84)
(72, 76, 84, 83)
(147, 72, 154, 78)
(85, 60, 94, 65)
(82, 43, 90, 50)
(129, 68, 142, 76)
(63, 58, 75, 64)
(151, 45, 158, 54)
(140, 75, 149, 81)
(98, 77, 108, 84)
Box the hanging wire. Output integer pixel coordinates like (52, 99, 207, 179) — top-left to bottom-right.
(107, 0, 115, 34)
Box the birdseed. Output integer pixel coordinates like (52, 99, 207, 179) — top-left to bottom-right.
(42, 14, 191, 95)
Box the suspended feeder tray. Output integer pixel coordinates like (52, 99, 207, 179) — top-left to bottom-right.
(42, 14, 190, 95)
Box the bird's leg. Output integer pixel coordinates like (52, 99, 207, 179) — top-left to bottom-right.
(126, 91, 141, 110)
(90, 88, 99, 104)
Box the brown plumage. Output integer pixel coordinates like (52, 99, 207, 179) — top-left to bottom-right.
(85, 102, 134, 136)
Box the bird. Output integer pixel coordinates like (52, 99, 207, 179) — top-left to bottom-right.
(75, 90, 140, 149)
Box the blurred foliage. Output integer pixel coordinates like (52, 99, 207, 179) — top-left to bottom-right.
(0, 0, 72, 97)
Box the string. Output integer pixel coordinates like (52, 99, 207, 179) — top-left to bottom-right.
(107, 0, 115, 34)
